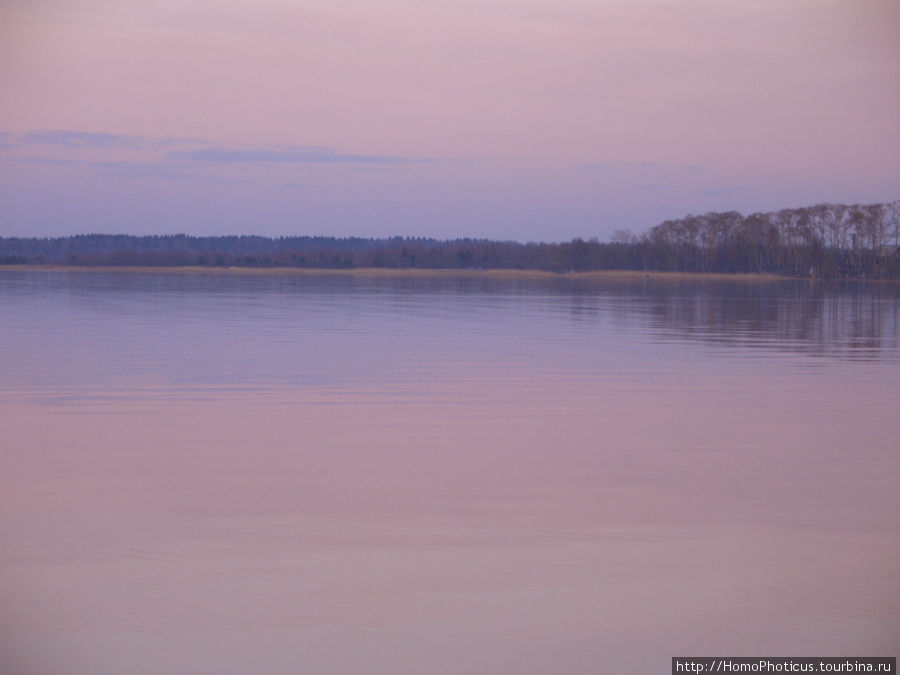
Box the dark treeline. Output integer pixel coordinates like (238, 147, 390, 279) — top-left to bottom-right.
(640, 201, 899, 278)
(2, 200, 898, 278)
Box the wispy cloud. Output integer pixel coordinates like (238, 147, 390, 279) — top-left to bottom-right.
(699, 186, 759, 198)
(168, 146, 423, 165)
(88, 160, 193, 180)
(8, 156, 199, 182)
(578, 161, 655, 170)
(19, 130, 146, 149)
(16, 130, 197, 150)
(578, 161, 704, 172)
(7, 130, 445, 169)
(3, 130, 455, 187)
(10, 155, 86, 167)
(9, 155, 207, 182)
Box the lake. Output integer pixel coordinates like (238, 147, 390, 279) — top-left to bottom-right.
(1, 269, 898, 674)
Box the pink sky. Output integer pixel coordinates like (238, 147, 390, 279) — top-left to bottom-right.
(1, 0, 898, 240)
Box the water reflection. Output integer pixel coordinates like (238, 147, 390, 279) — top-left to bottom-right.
(2, 271, 898, 369)
(1, 269, 898, 674)
(635, 280, 898, 360)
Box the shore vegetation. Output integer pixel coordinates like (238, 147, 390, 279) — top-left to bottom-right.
(2, 200, 898, 279)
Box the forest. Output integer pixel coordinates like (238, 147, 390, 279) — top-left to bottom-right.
(2, 200, 898, 279)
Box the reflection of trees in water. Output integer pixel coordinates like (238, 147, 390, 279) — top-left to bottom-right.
(572, 279, 899, 361)
(12, 270, 898, 362)
(400, 273, 900, 361)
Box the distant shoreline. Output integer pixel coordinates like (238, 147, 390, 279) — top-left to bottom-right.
(0, 264, 874, 282)
(3, 202, 897, 279)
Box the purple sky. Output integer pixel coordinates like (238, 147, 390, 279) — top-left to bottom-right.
(1, 0, 898, 241)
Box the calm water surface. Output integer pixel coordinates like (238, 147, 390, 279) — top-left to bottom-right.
(1, 270, 898, 674)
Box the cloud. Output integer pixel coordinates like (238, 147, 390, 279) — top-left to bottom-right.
(168, 146, 422, 165)
(578, 161, 657, 171)
(7, 155, 183, 177)
(579, 161, 705, 172)
(90, 161, 248, 186)
(8, 130, 444, 169)
(7, 155, 214, 182)
(700, 186, 759, 198)
(9, 155, 86, 166)
(3, 130, 453, 188)
(16, 130, 197, 150)
(19, 130, 146, 149)
(88, 160, 193, 180)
